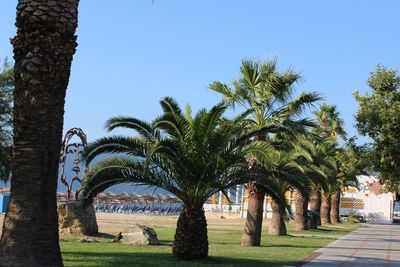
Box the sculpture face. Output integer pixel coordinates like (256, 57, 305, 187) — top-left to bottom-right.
(59, 128, 88, 202)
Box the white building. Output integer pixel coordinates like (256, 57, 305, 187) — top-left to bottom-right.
(341, 175, 395, 224)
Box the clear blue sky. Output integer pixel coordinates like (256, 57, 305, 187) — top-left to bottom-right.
(1, 1, 399, 142)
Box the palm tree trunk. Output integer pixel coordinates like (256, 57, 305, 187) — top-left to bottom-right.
(309, 188, 322, 226)
(309, 188, 321, 214)
(330, 190, 341, 224)
(172, 208, 208, 260)
(1, 1, 79, 266)
(240, 182, 265, 246)
(321, 194, 332, 225)
(293, 189, 309, 231)
(269, 198, 287, 236)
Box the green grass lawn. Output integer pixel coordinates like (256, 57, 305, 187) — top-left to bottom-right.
(61, 223, 360, 267)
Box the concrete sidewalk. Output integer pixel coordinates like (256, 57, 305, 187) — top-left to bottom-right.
(300, 223, 400, 267)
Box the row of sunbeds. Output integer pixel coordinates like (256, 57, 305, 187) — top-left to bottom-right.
(94, 203, 183, 215)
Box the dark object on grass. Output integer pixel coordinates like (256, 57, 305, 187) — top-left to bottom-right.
(307, 210, 320, 229)
(113, 232, 123, 242)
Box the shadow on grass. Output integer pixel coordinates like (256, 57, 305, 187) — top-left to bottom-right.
(213, 239, 327, 248)
(157, 239, 173, 246)
(78, 233, 172, 247)
(63, 251, 296, 267)
(310, 228, 333, 232)
(88, 232, 116, 239)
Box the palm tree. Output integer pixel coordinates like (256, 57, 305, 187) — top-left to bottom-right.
(81, 97, 282, 260)
(268, 138, 330, 233)
(293, 188, 310, 230)
(267, 154, 310, 236)
(209, 59, 321, 245)
(313, 104, 346, 140)
(255, 136, 318, 235)
(1, 1, 79, 266)
(292, 140, 329, 231)
(310, 104, 346, 223)
(309, 188, 322, 216)
(330, 143, 362, 223)
(330, 176, 358, 224)
(317, 139, 338, 224)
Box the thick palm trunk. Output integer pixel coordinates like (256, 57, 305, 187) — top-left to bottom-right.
(241, 182, 265, 246)
(1, 1, 79, 266)
(321, 194, 332, 225)
(293, 189, 309, 231)
(330, 190, 341, 224)
(309, 188, 322, 226)
(269, 198, 287, 236)
(172, 208, 208, 260)
(309, 188, 321, 214)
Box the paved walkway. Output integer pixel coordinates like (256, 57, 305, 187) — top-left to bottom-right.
(302, 223, 400, 267)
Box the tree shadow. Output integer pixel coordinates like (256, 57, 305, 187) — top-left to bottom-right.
(62, 251, 296, 267)
(80, 232, 172, 246)
(312, 228, 334, 232)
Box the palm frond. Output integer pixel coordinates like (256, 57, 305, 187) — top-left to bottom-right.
(82, 136, 150, 166)
(105, 116, 157, 140)
(159, 96, 183, 115)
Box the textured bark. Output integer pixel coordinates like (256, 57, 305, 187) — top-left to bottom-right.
(293, 189, 309, 231)
(321, 194, 332, 225)
(309, 188, 322, 226)
(309, 188, 321, 214)
(172, 208, 208, 260)
(269, 198, 287, 236)
(331, 190, 341, 224)
(58, 203, 98, 236)
(1, 1, 79, 266)
(240, 182, 265, 246)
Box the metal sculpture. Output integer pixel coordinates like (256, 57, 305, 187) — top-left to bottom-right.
(59, 128, 88, 202)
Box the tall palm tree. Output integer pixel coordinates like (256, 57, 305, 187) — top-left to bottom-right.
(209, 59, 321, 245)
(310, 104, 346, 223)
(318, 142, 338, 225)
(81, 97, 284, 260)
(1, 1, 79, 266)
(305, 140, 336, 224)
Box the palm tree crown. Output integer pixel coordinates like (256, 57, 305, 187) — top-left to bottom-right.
(81, 97, 278, 259)
(209, 59, 321, 137)
(81, 97, 272, 208)
(313, 104, 346, 141)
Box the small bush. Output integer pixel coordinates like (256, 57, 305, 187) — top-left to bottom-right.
(346, 209, 364, 223)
